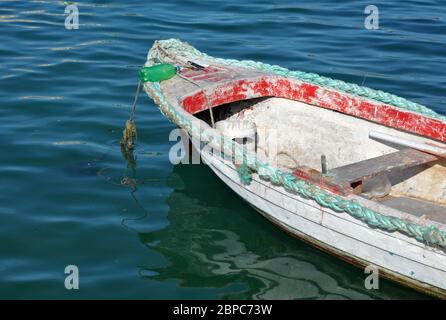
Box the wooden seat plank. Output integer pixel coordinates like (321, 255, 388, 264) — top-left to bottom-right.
(293, 149, 438, 196)
(329, 148, 438, 185)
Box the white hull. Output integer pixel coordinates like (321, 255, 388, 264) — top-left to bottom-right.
(196, 143, 446, 297)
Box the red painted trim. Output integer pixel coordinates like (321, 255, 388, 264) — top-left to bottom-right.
(180, 76, 446, 143)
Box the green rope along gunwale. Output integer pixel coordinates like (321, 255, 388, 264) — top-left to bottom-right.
(151, 39, 446, 122)
(144, 39, 446, 250)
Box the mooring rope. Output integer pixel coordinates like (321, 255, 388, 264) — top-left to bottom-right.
(120, 81, 141, 151)
(130, 81, 142, 122)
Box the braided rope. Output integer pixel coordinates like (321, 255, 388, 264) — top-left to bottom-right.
(144, 39, 446, 249)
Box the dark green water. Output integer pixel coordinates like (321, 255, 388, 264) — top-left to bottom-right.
(1, 0, 444, 299)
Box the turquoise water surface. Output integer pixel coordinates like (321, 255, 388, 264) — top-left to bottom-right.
(1, 0, 445, 299)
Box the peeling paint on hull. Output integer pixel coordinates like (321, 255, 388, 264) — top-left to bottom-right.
(181, 75, 446, 143)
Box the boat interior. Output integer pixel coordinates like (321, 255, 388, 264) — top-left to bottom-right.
(195, 96, 446, 224)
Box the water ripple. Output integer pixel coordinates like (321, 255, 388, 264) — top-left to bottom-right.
(0, 0, 441, 299)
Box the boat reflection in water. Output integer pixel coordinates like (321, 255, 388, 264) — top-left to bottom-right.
(131, 162, 426, 299)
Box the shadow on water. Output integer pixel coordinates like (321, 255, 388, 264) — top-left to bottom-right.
(121, 153, 429, 299)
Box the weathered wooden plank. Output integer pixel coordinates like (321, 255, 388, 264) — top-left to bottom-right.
(329, 148, 438, 185)
(292, 149, 438, 196)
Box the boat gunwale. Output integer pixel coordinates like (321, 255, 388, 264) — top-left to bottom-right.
(178, 73, 446, 145)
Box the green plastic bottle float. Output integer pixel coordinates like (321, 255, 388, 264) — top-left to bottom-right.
(139, 64, 177, 82)
(120, 64, 178, 151)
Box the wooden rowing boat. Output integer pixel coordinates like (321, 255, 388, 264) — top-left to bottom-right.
(142, 39, 446, 298)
